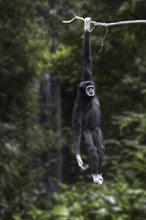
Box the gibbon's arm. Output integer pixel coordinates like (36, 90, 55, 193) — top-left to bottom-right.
(72, 107, 83, 155)
(76, 154, 89, 170)
(82, 17, 92, 81)
(72, 107, 89, 170)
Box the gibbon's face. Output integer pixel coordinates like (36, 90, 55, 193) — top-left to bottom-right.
(85, 85, 95, 97)
(79, 81, 95, 98)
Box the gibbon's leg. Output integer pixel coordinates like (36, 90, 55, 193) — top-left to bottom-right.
(82, 129, 99, 174)
(93, 127, 105, 174)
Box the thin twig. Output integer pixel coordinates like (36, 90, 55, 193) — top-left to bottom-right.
(62, 15, 84, 23)
(62, 15, 146, 27)
(98, 27, 109, 54)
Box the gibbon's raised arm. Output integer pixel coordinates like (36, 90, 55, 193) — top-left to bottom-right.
(82, 17, 92, 81)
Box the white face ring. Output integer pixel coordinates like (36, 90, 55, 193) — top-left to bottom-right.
(86, 85, 95, 96)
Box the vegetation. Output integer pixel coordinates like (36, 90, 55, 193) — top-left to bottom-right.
(0, 0, 146, 219)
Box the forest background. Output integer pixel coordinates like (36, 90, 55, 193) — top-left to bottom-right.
(0, 0, 146, 219)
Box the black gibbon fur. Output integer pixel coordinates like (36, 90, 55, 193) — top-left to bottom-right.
(72, 30, 104, 175)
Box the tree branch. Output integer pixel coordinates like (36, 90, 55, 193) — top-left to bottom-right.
(62, 15, 146, 28)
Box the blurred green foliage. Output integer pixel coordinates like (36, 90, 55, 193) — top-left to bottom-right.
(0, 0, 146, 219)
(14, 182, 146, 220)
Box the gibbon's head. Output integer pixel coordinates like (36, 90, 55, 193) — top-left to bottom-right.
(79, 81, 95, 98)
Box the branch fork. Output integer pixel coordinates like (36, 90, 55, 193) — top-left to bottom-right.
(63, 15, 146, 28)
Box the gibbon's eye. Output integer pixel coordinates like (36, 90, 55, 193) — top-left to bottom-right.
(87, 85, 94, 91)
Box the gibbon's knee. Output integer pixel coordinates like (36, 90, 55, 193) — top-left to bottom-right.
(98, 148, 105, 161)
(88, 146, 97, 156)
(82, 130, 94, 147)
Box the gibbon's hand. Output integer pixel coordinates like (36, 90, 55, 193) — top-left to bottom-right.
(76, 154, 89, 170)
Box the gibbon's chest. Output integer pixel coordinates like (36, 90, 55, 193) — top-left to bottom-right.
(82, 98, 101, 128)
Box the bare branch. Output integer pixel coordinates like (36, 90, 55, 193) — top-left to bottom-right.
(62, 16, 76, 24)
(62, 15, 146, 28)
(94, 20, 146, 27)
(62, 15, 84, 23)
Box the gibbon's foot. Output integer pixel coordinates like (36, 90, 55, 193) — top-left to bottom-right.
(92, 174, 103, 185)
(84, 17, 91, 32)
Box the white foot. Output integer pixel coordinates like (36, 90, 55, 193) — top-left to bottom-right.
(84, 17, 91, 32)
(92, 174, 103, 185)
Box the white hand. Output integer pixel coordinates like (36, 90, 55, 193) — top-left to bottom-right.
(84, 17, 91, 32)
(76, 154, 89, 170)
